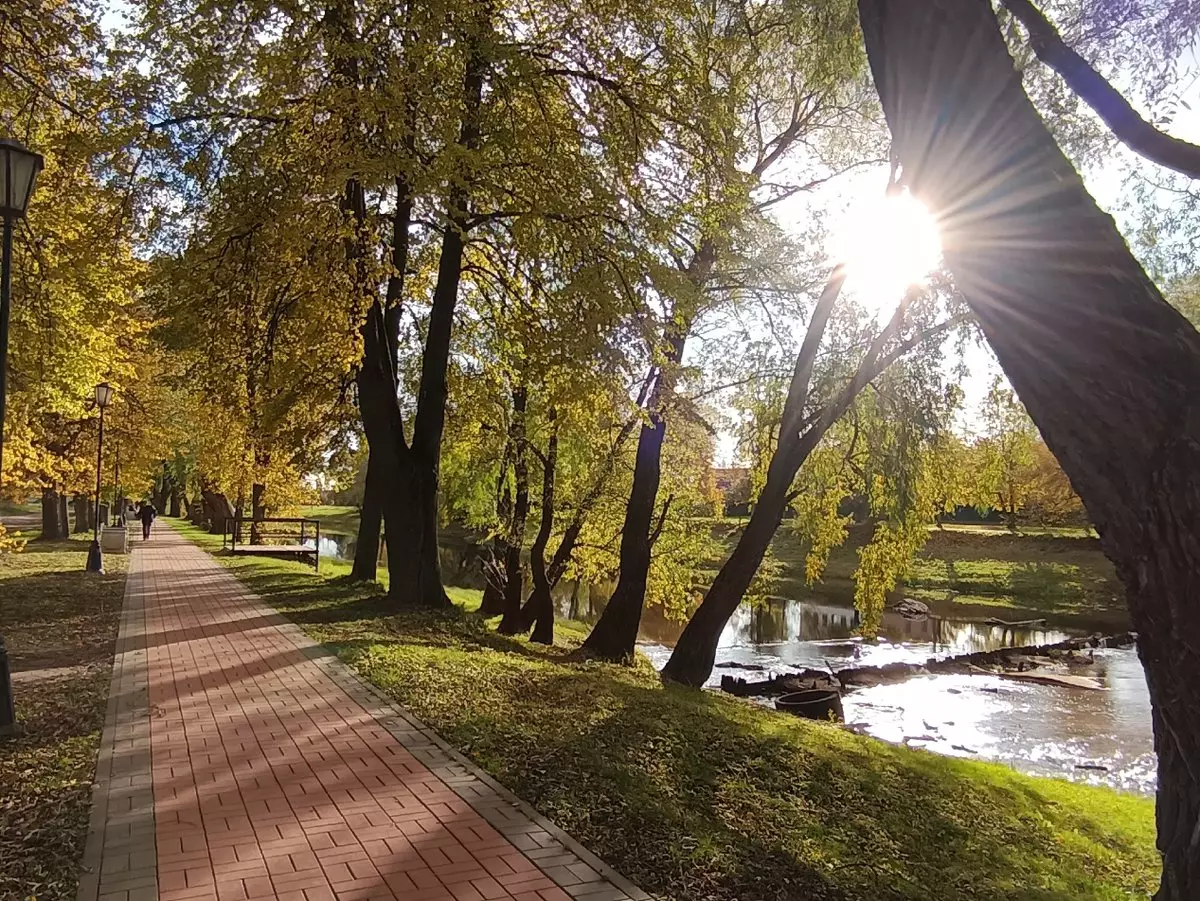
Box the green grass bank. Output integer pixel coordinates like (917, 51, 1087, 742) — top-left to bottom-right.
(0, 535, 126, 901)
(174, 518, 1156, 901)
(302, 505, 1127, 632)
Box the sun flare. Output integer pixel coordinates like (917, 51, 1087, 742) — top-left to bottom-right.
(829, 189, 942, 317)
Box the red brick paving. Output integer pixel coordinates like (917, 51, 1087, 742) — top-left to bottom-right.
(82, 524, 643, 901)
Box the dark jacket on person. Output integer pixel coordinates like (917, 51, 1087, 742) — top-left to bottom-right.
(138, 504, 157, 525)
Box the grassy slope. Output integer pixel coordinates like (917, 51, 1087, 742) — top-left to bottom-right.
(302, 505, 1127, 629)
(174, 518, 1156, 901)
(300, 504, 361, 537)
(0, 536, 127, 901)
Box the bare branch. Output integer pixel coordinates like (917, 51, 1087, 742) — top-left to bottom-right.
(148, 110, 287, 131)
(1002, 0, 1200, 179)
(649, 493, 674, 546)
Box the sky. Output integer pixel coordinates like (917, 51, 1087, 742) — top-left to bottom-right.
(713, 50, 1200, 466)
(93, 1, 1200, 466)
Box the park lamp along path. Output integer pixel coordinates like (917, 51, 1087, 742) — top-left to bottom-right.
(85, 381, 115, 574)
(0, 135, 45, 738)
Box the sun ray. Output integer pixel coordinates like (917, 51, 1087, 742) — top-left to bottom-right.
(829, 188, 943, 319)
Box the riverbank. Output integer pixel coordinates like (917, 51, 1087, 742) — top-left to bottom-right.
(300, 506, 1126, 632)
(0, 535, 126, 901)
(173, 518, 1157, 900)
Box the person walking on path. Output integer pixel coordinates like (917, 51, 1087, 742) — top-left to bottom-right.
(137, 500, 156, 540)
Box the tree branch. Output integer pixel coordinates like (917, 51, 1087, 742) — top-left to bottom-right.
(779, 265, 848, 443)
(649, 493, 674, 546)
(148, 110, 287, 130)
(1002, 0, 1200, 179)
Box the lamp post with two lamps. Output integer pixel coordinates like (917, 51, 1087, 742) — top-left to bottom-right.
(85, 382, 114, 573)
(0, 137, 45, 738)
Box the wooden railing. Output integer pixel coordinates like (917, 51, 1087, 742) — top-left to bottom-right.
(221, 516, 321, 569)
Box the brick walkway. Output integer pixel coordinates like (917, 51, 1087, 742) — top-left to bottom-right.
(78, 525, 647, 901)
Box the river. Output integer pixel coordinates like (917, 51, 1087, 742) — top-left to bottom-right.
(318, 532, 1156, 794)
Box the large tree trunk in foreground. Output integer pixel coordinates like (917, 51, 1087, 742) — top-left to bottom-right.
(350, 21, 484, 608)
(858, 0, 1200, 894)
(73, 495, 90, 533)
(498, 387, 530, 635)
(664, 269, 855, 687)
(40, 488, 64, 540)
(350, 182, 408, 585)
(59, 494, 70, 536)
(357, 303, 451, 608)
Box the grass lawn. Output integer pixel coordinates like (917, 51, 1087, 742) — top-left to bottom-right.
(173, 517, 1157, 901)
(0, 535, 127, 901)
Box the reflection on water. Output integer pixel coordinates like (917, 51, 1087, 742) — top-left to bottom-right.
(840, 652, 1155, 794)
(318, 534, 492, 587)
(676, 598, 1071, 668)
(319, 531, 1154, 793)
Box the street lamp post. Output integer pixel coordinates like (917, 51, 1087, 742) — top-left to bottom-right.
(0, 137, 44, 739)
(0, 138, 44, 484)
(85, 382, 114, 574)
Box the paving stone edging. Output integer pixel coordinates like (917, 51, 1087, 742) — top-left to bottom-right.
(77, 551, 157, 901)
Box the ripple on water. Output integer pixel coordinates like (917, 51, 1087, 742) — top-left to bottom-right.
(641, 642, 1156, 795)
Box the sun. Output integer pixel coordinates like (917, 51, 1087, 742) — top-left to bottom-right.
(828, 188, 942, 318)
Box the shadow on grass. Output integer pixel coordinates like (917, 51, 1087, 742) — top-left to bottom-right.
(333, 622, 1155, 901)
(170, 518, 1155, 900)
(0, 548, 124, 670)
(372, 643, 1152, 901)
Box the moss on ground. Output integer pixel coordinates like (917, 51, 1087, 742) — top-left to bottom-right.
(0, 537, 126, 901)
(174, 518, 1157, 901)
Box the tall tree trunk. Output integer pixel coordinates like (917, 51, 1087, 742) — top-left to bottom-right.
(663, 447, 801, 685)
(40, 488, 63, 540)
(169, 484, 182, 518)
(579, 339, 680, 661)
(250, 481, 266, 545)
(479, 438, 513, 616)
(358, 305, 452, 607)
(582, 244, 715, 662)
(58, 493, 70, 537)
(664, 273, 933, 687)
(352, 454, 384, 580)
(72, 495, 90, 533)
(858, 0, 1200, 894)
(523, 409, 559, 644)
(498, 387, 530, 634)
(350, 14, 485, 608)
(351, 176, 412, 583)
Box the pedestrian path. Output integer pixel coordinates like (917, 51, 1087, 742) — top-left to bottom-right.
(78, 525, 647, 901)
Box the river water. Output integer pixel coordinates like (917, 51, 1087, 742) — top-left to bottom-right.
(636, 605, 1155, 794)
(319, 533, 1156, 794)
